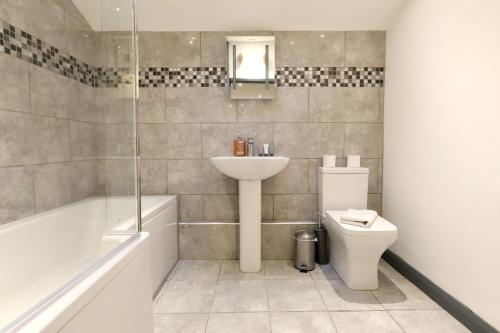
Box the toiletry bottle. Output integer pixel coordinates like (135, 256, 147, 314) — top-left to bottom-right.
(247, 138, 255, 156)
(233, 134, 246, 157)
(263, 144, 269, 156)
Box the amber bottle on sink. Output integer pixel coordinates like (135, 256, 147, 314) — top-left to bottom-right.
(233, 134, 246, 157)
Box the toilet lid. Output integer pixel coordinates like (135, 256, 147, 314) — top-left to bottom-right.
(325, 210, 398, 237)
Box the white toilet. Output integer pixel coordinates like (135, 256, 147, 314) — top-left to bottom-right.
(319, 167, 398, 290)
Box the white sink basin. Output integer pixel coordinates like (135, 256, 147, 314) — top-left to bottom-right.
(210, 155, 290, 273)
(210, 156, 290, 180)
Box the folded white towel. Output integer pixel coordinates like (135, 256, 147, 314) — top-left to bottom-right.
(340, 209, 378, 228)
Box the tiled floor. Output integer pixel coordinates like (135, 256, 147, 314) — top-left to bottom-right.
(153, 260, 470, 333)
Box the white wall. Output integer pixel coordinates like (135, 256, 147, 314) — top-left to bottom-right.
(384, 0, 500, 329)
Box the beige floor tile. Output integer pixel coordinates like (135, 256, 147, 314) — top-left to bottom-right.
(154, 280, 216, 313)
(267, 279, 325, 311)
(264, 260, 311, 279)
(219, 260, 265, 280)
(212, 280, 268, 312)
(330, 311, 403, 333)
(378, 260, 404, 279)
(390, 310, 470, 333)
(171, 260, 222, 280)
(309, 264, 342, 280)
(206, 312, 271, 333)
(315, 279, 383, 311)
(153, 314, 208, 333)
(270, 312, 337, 333)
(371, 279, 441, 310)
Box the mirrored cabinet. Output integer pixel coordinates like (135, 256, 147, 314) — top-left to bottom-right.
(226, 36, 276, 99)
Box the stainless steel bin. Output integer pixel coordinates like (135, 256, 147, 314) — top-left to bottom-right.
(294, 230, 317, 272)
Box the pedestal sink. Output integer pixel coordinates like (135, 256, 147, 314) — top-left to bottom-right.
(210, 156, 290, 272)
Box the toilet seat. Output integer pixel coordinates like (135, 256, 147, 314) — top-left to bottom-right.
(325, 210, 397, 237)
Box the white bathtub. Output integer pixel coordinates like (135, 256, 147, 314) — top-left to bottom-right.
(108, 195, 179, 292)
(0, 195, 178, 333)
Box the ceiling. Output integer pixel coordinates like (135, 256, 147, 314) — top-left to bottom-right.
(73, 0, 405, 31)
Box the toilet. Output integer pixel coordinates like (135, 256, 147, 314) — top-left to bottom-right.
(319, 167, 398, 290)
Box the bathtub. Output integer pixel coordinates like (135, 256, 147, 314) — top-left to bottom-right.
(0, 195, 178, 333)
(109, 195, 179, 292)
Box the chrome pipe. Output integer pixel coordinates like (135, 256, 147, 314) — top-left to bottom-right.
(265, 44, 269, 89)
(232, 44, 237, 90)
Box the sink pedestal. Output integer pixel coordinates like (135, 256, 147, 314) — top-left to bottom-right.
(209, 156, 290, 273)
(238, 180, 261, 272)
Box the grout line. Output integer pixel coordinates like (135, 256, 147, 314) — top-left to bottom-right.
(312, 278, 329, 312)
(386, 309, 409, 333)
(0, 107, 99, 125)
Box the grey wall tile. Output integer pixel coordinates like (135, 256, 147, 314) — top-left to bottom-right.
(368, 193, 382, 215)
(0, 166, 35, 224)
(137, 88, 166, 123)
(238, 88, 308, 123)
(167, 159, 236, 195)
(274, 194, 318, 221)
(0, 110, 70, 167)
(360, 159, 379, 194)
(203, 195, 239, 221)
(167, 159, 205, 194)
(94, 31, 134, 68)
(140, 159, 167, 195)
(70, 83, 97, 123)
(138, 32, 201, 67)
(262, 224, 316, 259)
(30, 64, 79, 119)
(275, 31, 345, 66)
(200, 31, 273, 67)
(140, 123, 202, 159)
(180, 195, 203, 222)
(179, 224, 237, 259)
(262, 195, 274, 221)
(65, 13, 94, 65)
(52, 0, 90, 28)
(101, 123, 135, 158)
(0, 53, 30, 113)
(96, 87, 135, 124)
(274, 123, 344, 158)
(34, 160, 99, 212)
(345, 123, 383, 158)
(0, 0, 66, 50)
(345, 31, 386, 67)
(379, 87, 385, 123)
(99, 159, 136, 196)
(166, 88, 236, 123)
(308, 159, 321, 193)
(69, 121, 98, 160)
(263, 159, 308, 194)
(378, 159, 383, 193)
(202, 123, 273, 158)
(309, 87, 380, 122)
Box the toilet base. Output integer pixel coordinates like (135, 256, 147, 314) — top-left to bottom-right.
(324, 221, 397, 291)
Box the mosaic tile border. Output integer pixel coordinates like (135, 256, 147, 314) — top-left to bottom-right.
(0, 19, 131, 88)
(0, 20, 96, 86)
(276, 66, 384, 87)
(138, 66, 384, 88)
(139, 67, 226, 88)
(0, 19, 384, 89)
